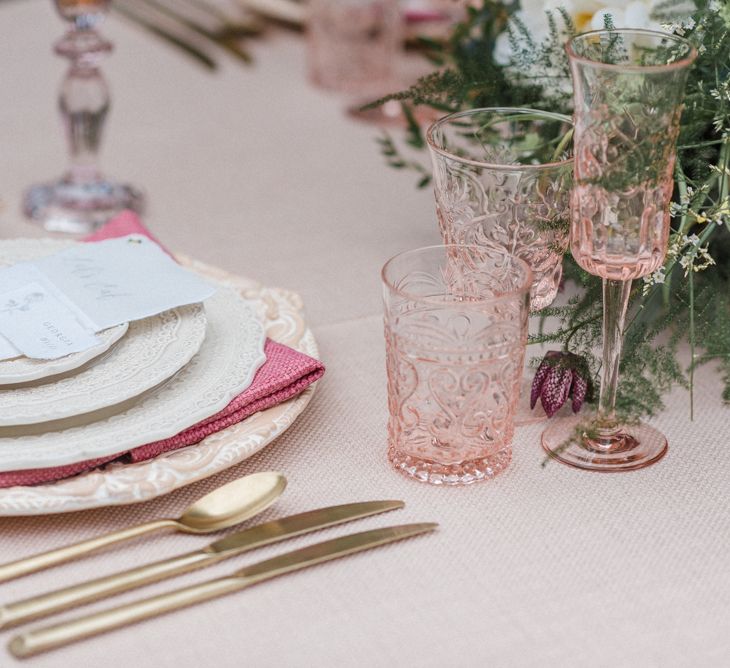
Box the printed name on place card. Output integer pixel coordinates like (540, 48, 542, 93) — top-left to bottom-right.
(0, 282, 100, 360)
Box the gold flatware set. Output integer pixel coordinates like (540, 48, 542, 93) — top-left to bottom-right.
(0, 471, 436, 658)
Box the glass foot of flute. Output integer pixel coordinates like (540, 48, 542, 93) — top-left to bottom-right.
(541, 416, 667, 472)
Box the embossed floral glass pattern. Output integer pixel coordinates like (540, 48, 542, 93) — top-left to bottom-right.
(426, 107, 573, 311)
(541, 29, 697, 472)
(382, 244, 531, 485)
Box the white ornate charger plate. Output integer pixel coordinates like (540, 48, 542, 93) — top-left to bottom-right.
(0, 239, 132, 386)
(0, 257, 317, 515)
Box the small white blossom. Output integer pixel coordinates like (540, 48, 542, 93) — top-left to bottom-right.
(642, 266, 666, 294)
(709, 163, 730, 177)
(666, 234, 717, 276)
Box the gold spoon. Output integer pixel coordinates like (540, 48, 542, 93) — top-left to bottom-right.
(0, 471, 287, 584)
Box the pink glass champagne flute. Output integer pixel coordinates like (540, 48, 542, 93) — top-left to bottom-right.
(541, 29, 698, 471)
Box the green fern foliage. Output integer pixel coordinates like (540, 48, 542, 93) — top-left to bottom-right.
(375, 0, 730, 417)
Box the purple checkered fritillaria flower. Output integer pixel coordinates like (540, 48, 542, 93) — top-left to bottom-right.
(530, 351, 593, 418)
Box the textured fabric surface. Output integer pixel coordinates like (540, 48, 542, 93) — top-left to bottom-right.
(0, 3, 728, 667)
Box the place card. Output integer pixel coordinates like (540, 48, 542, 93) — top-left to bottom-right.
(0, 282, 100, 360)
(0, 236, 217, 360)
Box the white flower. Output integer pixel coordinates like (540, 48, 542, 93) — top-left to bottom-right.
(496, 0, 669, 64)
(642, 266, 666, 294)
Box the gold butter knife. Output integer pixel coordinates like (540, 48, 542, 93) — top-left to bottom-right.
(0, 500, 404, 629)
(9, 522, 437, 658)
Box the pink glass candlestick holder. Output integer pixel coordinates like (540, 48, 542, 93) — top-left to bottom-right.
(23, 0, 144, 234)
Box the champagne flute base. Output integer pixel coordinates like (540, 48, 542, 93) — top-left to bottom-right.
(23, 178, 145, 235)
(541, 415, 667, 472)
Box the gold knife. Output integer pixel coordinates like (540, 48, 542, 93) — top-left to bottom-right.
(9, 522, 437, 658)
(0, 500, 403, 629)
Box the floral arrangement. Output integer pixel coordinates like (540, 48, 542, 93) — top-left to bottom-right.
(375, 0, 730, 420)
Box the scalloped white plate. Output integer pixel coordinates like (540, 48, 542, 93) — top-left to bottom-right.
(0, 323, 129, 386)
(0, 239, 209, 427)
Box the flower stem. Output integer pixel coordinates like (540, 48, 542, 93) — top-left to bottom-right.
(719, 140, 730, 202)
(689, 265, 695, 421)
(551, 127, 574, 163)
(664, 164, 689, 306)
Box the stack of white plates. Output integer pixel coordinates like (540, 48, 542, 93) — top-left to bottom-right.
(0, 240, 318, 516)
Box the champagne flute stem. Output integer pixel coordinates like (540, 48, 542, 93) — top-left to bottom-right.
(597, 278, 632, 434)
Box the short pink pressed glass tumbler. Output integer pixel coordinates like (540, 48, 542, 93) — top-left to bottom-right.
(382, 244, 532, 485)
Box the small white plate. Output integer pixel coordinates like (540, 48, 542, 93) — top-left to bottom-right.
(0, 239, 209, 428)
(0, 288, 266, 470)
(0, 323, 128, 386)
(0, 238, 131, 386)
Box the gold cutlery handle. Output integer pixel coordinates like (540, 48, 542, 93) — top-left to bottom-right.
(8, 523, 436, 657)
(0, 499, 407, 627)
(9, 576, 245, 658)
(0, 519, 175, 584)
(0, 549, 214, 629)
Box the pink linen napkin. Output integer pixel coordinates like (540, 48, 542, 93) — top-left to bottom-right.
(0, 212, 324, 488)
(83, 209, 170, 253)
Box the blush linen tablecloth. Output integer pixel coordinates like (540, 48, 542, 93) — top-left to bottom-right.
(0, 2, 729, 667)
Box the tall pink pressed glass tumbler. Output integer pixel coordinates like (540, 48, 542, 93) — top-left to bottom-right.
(382, 244, 532, 485)
(426, 108, 573, 424)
